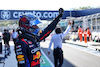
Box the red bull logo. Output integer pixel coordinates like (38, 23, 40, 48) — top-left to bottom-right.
(31, 59, 40, 66)
(31, 51, 41, 66)
(33, 51, 41, 60)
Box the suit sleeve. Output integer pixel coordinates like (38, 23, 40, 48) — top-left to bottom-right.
(39, 14, 63, 41)
(15, 40, 30, 67)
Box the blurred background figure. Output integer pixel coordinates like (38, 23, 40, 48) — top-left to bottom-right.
(6, 29, 11, 54)
(3, 29, 11, 58)
(87, 27, 91, 41)
(11, 29, 18, 50)
(84, 29, 87, 43)
(78, 26, 83, 42)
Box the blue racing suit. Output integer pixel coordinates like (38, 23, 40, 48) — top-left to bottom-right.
(15, 14, 63, 67)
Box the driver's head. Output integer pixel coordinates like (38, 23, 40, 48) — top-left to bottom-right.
(18, 14, 41, 35)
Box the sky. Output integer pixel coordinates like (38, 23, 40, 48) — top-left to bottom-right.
(0, 0, 100, 10)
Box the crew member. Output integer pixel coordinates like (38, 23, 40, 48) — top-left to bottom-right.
(3, 29, 10, 58)
(84, 29, 87, 43)
(78, 26, 83, 42)
(87, 27, 91, 41)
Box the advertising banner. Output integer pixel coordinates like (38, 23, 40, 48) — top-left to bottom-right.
(0, 10, 70, 20)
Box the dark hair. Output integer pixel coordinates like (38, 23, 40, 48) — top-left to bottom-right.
(4, 29, 6, 32)
(55, 28, 61, 34)
(85, 29, 87, 31)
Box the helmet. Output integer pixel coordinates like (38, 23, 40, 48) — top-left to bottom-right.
(18, 14, 41, 35)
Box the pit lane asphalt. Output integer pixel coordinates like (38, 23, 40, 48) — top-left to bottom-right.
(40, 40, 100, 67)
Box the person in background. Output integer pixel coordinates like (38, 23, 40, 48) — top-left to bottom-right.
(3, 29, 11, 57)
(48, 22, 71, 67)
(6, 30, 11, 45)
(87, 27, 91, 41)
(11, 29, 18, 49)
(6, 29, 11, 54)
(84, 29, 87, 43)
(78, 26, 83, 42)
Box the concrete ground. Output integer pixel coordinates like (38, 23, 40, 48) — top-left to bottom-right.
(65, 40, 100, 51)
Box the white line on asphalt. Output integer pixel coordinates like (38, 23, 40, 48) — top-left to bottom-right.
(41, 49, 54, 67)
(63, 43, 100, 58)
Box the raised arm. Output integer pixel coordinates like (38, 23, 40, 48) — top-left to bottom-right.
(39, 8, 64, 41)
(61, 22, 71, 39)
